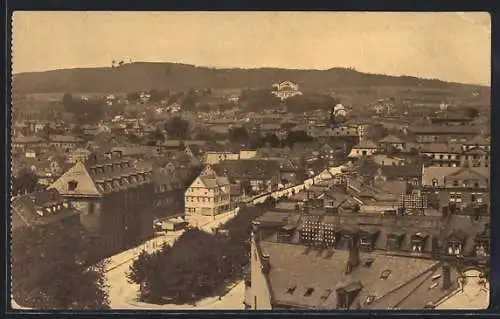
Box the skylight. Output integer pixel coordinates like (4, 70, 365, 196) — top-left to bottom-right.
(380, 269, 391, 280)
(304, 288, 314, 297)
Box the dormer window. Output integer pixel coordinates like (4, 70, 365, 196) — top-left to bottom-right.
(68, 180, 78, 191)
(453, 180, 459, 187)
(475, 242, 488, 257)
(446, 232, 466, 256)
(411, 232, 427, 252)
(432, 179, 438, 187)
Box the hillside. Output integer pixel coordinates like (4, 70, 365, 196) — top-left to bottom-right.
(12, 62, 488, 94)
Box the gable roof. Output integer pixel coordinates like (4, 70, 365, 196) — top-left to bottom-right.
(465, 135, 490, 146)
(49, 156, 153, 197)
(259, 241, 441, 309)
(422, 166, 489, 186)
(379, 135, 405, 144)
(353, 140, 378, 149)
(11, 189, 80, 230)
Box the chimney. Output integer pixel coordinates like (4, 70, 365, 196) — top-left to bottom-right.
(442, 264, 452, 290)
(346, 235, 360, 274)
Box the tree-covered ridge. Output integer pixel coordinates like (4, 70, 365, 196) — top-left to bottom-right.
(13, 62, 486, 94)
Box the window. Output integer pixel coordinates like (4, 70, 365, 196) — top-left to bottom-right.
(432, 179, 438, 187)
(452, 180, 459, 187)
(380, 269, 391, 280)
(68, 180, 78, 191)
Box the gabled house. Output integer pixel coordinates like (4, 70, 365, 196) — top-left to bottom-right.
(48, 153, 155, 258)
(378, 135, 406, 153)
(184, 165, 231, 217)
(421, 166, 489, 210)
(347, 140, 378, 158)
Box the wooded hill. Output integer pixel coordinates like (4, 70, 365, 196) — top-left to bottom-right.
(12, 62, 488, 94)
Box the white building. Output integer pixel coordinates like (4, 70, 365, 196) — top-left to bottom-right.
(271, 81, 303, 101)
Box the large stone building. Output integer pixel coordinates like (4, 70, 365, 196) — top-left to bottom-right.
(184, 165, 231, 217)
(48, 152, 154, 257)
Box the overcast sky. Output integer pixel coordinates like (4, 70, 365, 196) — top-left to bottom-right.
(12, 11, 491, 85)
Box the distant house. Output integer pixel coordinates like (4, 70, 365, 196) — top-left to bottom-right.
(332, 104, 347, 117)
(272, 81, 303, 101)
(421, 166, 489, 210)
(348, 140, 378, 158)
(48, 135, 84, 153)
(67, 148, 92, 164)
(227, 95, 240, 103)
(378, 134, 406, 152)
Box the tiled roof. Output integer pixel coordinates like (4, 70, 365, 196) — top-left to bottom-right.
(12, 136, 47, 144)
(465, 135, 490, 146)
(48, 135, 83, 143)
(259, 241, 442, 309)
(410, 125, 481, 135)
(420, 143, 462, 154)
(354, 140, 378, 149)
(378, 135, 405, 144)
(11, 189, 80, 230)
(49, 156, 153, 197)
(213, 159, 281, 181)
(422, 167, 489, 186)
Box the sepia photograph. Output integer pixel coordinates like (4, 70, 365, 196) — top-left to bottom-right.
(10, 11, 491, 311)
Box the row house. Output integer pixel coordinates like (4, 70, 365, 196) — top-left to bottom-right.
(409, 125, 482, 144)
(184, 165, 231, 217)
(274, 208, 489, 261)
(419, 143, 490, 168)
(48, 135, 84, 153)
(12, 136, 48, 152)
(421, 166, 490, 211)
(247, 214, 489, 310)
(48, 153, 155, 258)
(213, 159, 281, 195)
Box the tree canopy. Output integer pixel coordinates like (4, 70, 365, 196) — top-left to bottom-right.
(127, 206, 266, 305)
(228, 127, 250, 145)
(12, 222, 109, 309)
(164, 117, 190, 140)
(12, 169, 41, 196)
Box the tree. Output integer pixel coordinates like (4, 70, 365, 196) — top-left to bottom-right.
(127, 249, 154, 285)
(126, 92, 141, 103)
(228, 127, 249, 145)
(262, 134, 281, 148)
(149, 89, 169, 103)
(127, 229, 237, 304)
(147, 128, 165, 144)
(12, 169, 40, 196)
(62, 93, 74, 108)
(12, 223, 109, 309)
(164, 117, 189, 140)
(285, 131, 314, 147)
